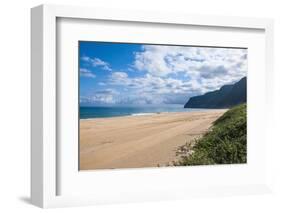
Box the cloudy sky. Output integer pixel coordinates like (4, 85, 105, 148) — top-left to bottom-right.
(79, 42, 247, 107)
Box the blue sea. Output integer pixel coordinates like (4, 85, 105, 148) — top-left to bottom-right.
(80, 106, 206, 119)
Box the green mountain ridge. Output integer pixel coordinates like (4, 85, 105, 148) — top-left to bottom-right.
(184, 77, 247, 109)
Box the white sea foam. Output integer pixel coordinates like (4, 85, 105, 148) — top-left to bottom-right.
(130, 112, 158, 116)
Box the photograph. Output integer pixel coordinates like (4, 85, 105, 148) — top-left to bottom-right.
(79, 41, 247, 170)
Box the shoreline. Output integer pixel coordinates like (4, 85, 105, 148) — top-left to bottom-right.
(79, 108, 228, 121)
(79, 109, 227, 170)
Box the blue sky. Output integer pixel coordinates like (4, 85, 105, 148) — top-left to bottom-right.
(79, 41, 247, 106)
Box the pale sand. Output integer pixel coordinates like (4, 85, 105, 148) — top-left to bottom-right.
(79, 110, 227, 170)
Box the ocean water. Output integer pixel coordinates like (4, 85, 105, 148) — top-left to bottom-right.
(80, 106, 206, 119)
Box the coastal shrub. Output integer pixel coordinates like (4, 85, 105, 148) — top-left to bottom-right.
(177, 103, 247, 166)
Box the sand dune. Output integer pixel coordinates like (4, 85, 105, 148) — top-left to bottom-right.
(79, 110, 227, 170)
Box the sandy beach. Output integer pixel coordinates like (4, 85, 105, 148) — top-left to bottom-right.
(79, 110, 227, 170)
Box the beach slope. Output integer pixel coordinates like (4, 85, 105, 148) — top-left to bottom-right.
(79, 110, 226, 170)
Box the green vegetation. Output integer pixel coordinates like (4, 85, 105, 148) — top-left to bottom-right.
(176, 104, 247, 166)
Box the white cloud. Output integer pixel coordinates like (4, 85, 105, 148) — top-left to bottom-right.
(82, 46, 247, 106)
(80, 56, 91, 62)
(80, 89, 119, 105)
(111, 72, 128, 80)
(108, 71, 130, 86)
(133, 45, 247, 85)
(98, 82, 106, 86)
(108, 71, 203, 105)
(81, 56, 112, 71)
(80, 68, 96, 78)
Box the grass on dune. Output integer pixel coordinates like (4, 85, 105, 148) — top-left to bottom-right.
(176, 103, 247, 166)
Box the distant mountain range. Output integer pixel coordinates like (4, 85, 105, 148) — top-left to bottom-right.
(184, 77, 246, 109)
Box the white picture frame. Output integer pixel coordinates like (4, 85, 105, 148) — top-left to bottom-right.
(31, 4, 274, 208)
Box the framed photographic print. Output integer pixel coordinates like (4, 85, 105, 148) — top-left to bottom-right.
(31, 4, 274, 208)
(78, 41, 247, 170)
